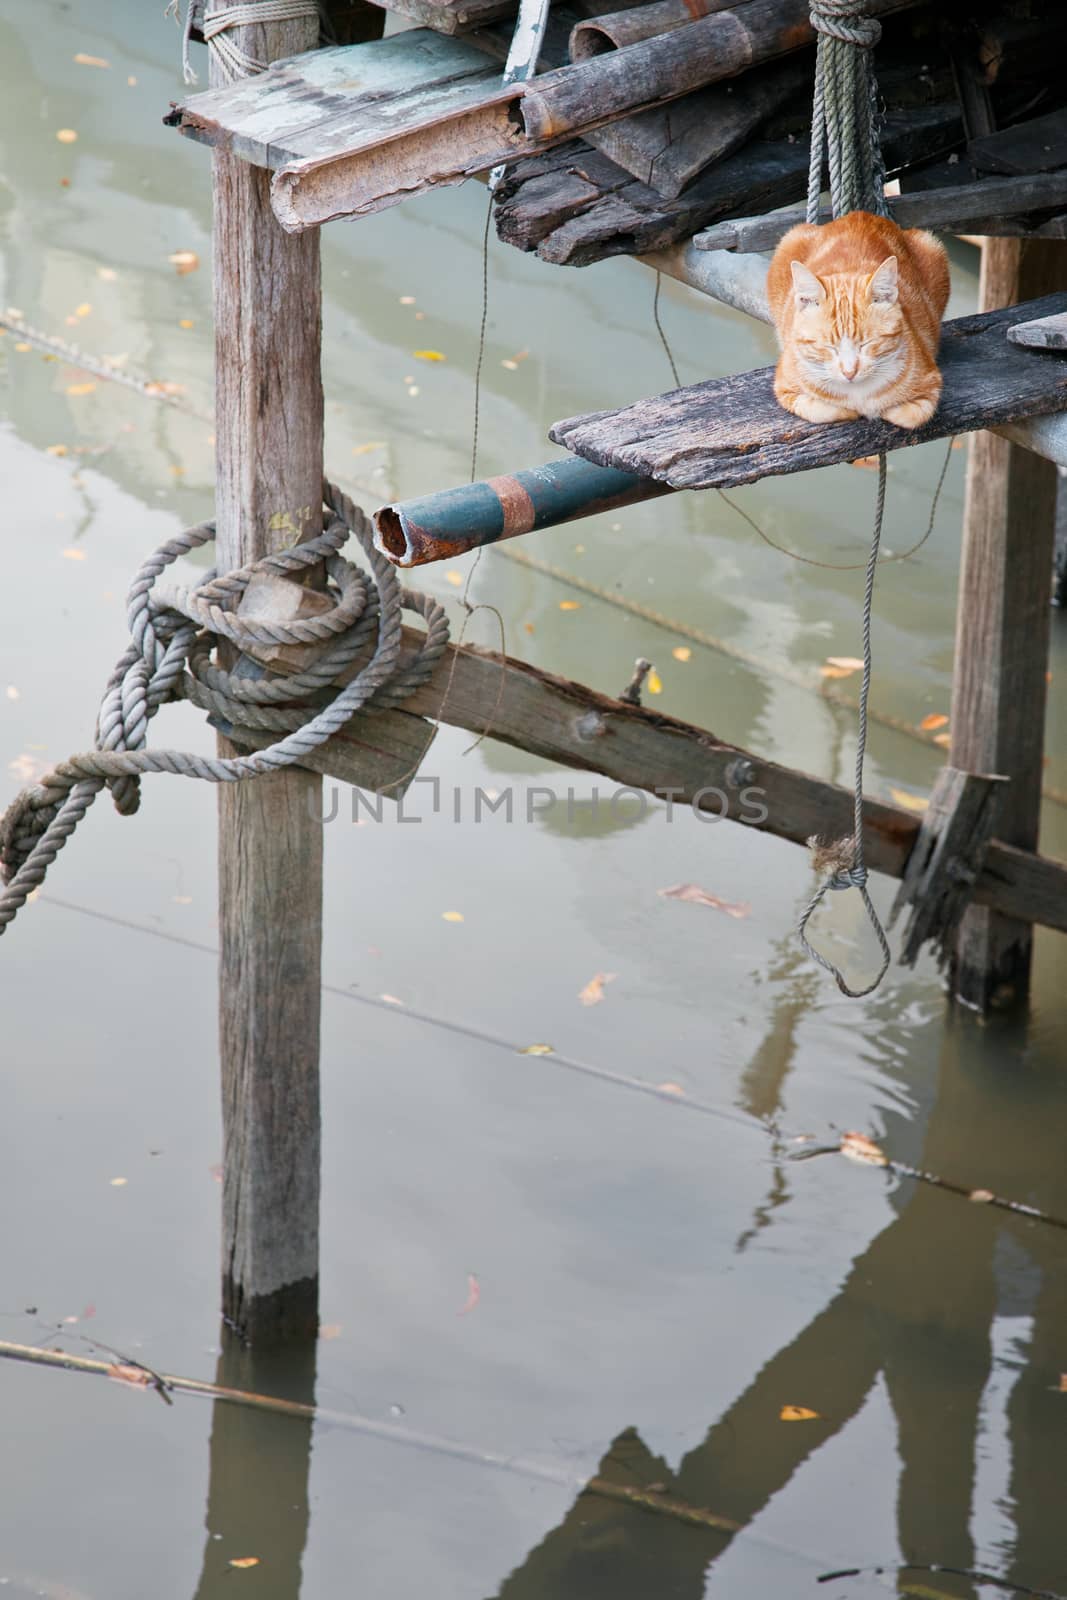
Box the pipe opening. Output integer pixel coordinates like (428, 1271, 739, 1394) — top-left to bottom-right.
(373, 507, 413, 566)
(569, 27, 617, 59)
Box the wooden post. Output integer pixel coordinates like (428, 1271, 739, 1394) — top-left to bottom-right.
(950, 239, 1066, 1011)
(212, 3, 324, 1342)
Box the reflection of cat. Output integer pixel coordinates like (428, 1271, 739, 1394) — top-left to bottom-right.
(766, 210, 950, 429)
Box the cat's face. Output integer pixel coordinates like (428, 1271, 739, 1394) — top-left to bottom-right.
(789, 256, 904, 393)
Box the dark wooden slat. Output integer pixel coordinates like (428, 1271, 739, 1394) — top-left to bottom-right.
(969, 108, 1067, 176)
(548, 294, 1067, 491)
(361, 0, 517, 32)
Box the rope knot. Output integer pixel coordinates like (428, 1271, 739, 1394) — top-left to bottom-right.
(809, 1, 881, 48)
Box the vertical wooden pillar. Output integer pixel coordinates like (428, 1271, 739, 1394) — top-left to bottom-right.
(950, 239, 1065, 1011)
(212, 4, 324, 1342)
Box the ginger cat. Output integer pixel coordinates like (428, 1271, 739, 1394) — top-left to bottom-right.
(766, 210, 950, 429)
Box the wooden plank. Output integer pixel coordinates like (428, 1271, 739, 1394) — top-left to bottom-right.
(495, 103, 962, 266)
(363, 0, 517, 32)
(950, 239, 1066, 1011)
(548, 294, 1067, 491)
(212, 2, 324, 1345)
(969, 108, 1067, 177)
(693, 169, 1067, 254)
(220, 711, 437, 801)
(889, 767, 1007, 969)
(1007, 310, 1067, 350)
(302, 629, 1067, 936)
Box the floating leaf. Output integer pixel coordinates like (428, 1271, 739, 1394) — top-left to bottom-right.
(56, 128, 78, 143)
(441, 911, 464, 923)
(144, 380, 186, 397)
(780, 1405, 820, 1421)
(578, 971, 616, 1007)
(849, 455, 880, 470)
(825, 656, 864, 671)
(501, 359, 519, 371)
(127, 75, 137, 86)
(519, 1043, 553, 1056)
(46, 444, 69, 456)
(179, 318, 194, 330)
(647, 669, 663, 695)
(658, 1082, 686, 1097)
(109, 1176, 128, 1186)
(62, 548, 88, 561)
(65, 382, 97, 397)
(458, 1273, 480, 1316)
(969, 1189, 995, 1204)
(672, 646, 692, 663)
(523, 621, 535, 635)
(445, 570, 464, 587)
(380, 993, 403, 1006)
(889, 787, 929, 814)
(658, 884, 750, 918)
(74, 53, 110, 67)
(5, 686, 19, 700)
(820, 665, 854, 680)
(97, 267, 117, 282)
(399, 295, 416, 305)
(413, 349, 445, 362)
(351, 440, 386, 456)
(14, 342, 31, 353)
(919, 712, 949, 731)
(559, 600, 581, 611)
(406, 385, 420, 398)
(319, 1323, 343, 1340)
(933, 732, 951, 749)
(1058, 1373, 1067, 1393)
(168, 249, 199, 275)
(107, 1363, 151, 1386)
(840, 1131, 888, 1167)
(229, 1558, 260, 1570)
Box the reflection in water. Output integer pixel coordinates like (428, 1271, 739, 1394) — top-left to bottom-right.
(493, 1013, 1067, 1600)
(192, 1338, 316, 1600)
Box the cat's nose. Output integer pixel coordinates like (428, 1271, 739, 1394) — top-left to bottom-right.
(840, 358, 859, 381)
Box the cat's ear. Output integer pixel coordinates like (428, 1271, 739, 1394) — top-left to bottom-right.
(790, 260, 825, 308)
(868, 255, 899, 304)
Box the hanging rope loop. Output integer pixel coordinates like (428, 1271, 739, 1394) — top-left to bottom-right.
(809, 0, 882, 48)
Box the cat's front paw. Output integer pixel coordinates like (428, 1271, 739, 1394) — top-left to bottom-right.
(882, 397, 937, 430)
(786, 393, 860, 424)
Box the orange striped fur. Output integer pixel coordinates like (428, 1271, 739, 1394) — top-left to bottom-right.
(766, 211, 950, 429)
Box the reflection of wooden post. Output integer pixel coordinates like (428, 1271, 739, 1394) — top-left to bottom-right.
(192, 1341, 316, 1597)
(950, 239, 1066, 1012)
(213, 2, 323, 1341)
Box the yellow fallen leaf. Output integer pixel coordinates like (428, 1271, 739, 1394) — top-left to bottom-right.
(647, 669, 663, 695)
(107, 1363, 151, 1386)
(179, 318, 194, 329)
(56, 128, 78, 144)
(889, 787, 929, 813)
(413, 349, 445, 362)
(46, 444, 69, 456)
(820, 665, 854, 680)
(144, 380, 186, 397)
(519, 1043, 554, 1056)
(74, 52, 110, 67)
(229, 1558, 260, 1570)
(14, 342, 31, 353)
(62, 548, 88, 561)
(351, 440, 386, 455)
(380, 993, 403, 1006)
(98, 266, 117, 281)
(501, 359, 518, 371)
(523, 621, 535, 635)
(168, 249, 199, 275)
(109, 1176, 128, 1186)
(65, 382, 97, 397)
(399, 295, 416, 305)
(919, 712, 948, 731)
(933, 732, 951, 749)
(658, 884, 750, 918)
(559, 600, 581, 612)
(75, 302, 92, 318)
(780, 1405, 820, 1421)
(840, 1131, 888, 1167)
(672, 646, 691, 663)
(127, 75, 137, 86)
(407, 385, 420, 398)
(969, 1189, 995, 1205)
(578, 972, 616, 1007)
(319, 1323, 343, 1340)
(6, 686, 19, 700)
(441, 911, 464, 923)
(658, 1082, 686, 1096)
(445, 570, 464, 587)
(825, 655, 864, 671)
(849, 455, 880, 470)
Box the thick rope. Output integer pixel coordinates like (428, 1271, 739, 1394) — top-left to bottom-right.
(0, 484, 449, 934)
(177, 0, 319, 86)
(799, 0, 892, 996)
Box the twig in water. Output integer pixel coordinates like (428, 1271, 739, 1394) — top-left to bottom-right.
(818, 1562, 1067, 1599)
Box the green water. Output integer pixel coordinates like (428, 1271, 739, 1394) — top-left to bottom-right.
(1, 4, 1066, 1597)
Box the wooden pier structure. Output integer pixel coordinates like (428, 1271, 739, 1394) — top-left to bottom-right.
(155, 0, 1067, 1339)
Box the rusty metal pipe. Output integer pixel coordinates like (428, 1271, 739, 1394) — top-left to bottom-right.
(373, 457, 673, 568)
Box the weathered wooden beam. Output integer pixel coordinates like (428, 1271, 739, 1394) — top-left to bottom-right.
(889, 766, 1007, 969)
(1007, 310, 1067, 350)
(969, 107, 1067, 177)
(298, 629, 1067, 937)
(949, 239, 1066, 1011)
(693, 169, 1067, 254)
(494, 103, 962, 265)
(568, 0, 731, 60)
(219, 711, 436, 800)
(212, 1, 324, 1345)
(549, 294, 1067, 491)
(363, 0, 517, 32)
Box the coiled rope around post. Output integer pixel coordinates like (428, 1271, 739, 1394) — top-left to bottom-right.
(797, 0, 891, 998)
(0, 483, 449, 934)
